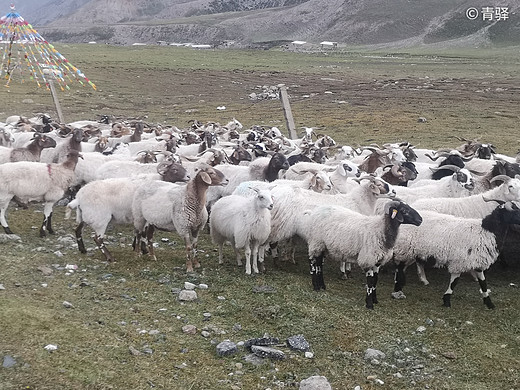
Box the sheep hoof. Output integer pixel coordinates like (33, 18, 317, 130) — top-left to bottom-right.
(483, 297, 495, 309)
(259, 262, 266, 273)
(3, 226, 13, 235)
(442, 294, 451, 307)
(421, 280, 430, 286)
(366, 304, 374, 310)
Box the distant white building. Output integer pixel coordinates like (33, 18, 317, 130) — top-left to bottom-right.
(320, 41, 338, 50)
(290, 40, 307, 51)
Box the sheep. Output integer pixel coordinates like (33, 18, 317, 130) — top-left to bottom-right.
(392, 201, 520, 309)
(411, 175, 520, 218)
(205, 152, 289, 208)
(210, 188, 274, 274)
(0, 150, 82, 237)
(297, 200, 422, 308)
(40, 127, 83, 163)
(0, 127, 14, 147)
(0, 134, 57, 163)
(68, 161, 189, 262)
(132, 166, 228, 272)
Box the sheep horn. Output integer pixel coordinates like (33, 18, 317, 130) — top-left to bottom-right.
(425, 152, 450, 161)
(482, 196, 505, 204)
(156, 160, 173, 174)
(429, 165, 461, 173)
(468, 169, 487, 176)
(384, 200, 401, 214)
(489, 175, 512, 184)
(391, 164, 402, 176)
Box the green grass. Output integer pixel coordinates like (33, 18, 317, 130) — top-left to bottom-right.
(1, 45, 520, 389)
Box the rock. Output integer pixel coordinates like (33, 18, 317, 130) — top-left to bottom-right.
(2, 355, 16, 368)
(198, 283, 209, 289)
(178, 290, 198, 301)
(171, 288, 182, 294)
(62, 301, 74, 309)
(148, 330, 160, 335)
(182, 325, 197, 334)
(216, 340, 238, 357)
(0, 284, 5, 290)
(287, 334, 310, 352)
(393, 372, 403, 378)
(184, 282, 196, 290)
(391, 291, 406, 299)
(299, 375, 332, 390)
(203, 312, 211, 320)
(37, 265, 53, 276)
(365, 348, 386, 361)
(442, 351, 457, 359)
(54, 251, 64, 257)
(244, 335, 280, 350)
(44, 344, 58, 351)
(22, 98, 34, 104)
(418, 117, 427, 123)
(304, 352, 314, 359)
(129, 346, 141, 356)
(425, 318, 434, 326)
(0, 233, 21, 243)
(201, 331, 211, 338)
(416, 326, 427, 333)
(251, 345, 285, 361)
(243, 353, 265, 366)
(252, 285, 277, 294)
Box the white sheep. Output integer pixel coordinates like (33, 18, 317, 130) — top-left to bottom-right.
(0, 150, 81, 236)
(297, 200, 423, 308)
(392, 202, 520, 308)
(411, 175, 520, 218)
(210, 188, 274, 274)
(132, 166, 228, 272)
(67, 161, 189, 261)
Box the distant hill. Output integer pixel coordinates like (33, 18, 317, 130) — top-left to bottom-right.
(5, 0, 519, 48)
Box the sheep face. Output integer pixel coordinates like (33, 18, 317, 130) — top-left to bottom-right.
(386, 201, 423, 226)
(35, 134, 57, 149)
(503, 179, 520, 201)
(158, 162, 190, 183)
(198, 167, 228, 186)
(453, 168, 474, 191)
(341, 161, 361, 178)
(311, 171, 332, 192)
(253, 188, 274, 210)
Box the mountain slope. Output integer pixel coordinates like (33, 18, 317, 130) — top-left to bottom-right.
(10, 0, 520, 48)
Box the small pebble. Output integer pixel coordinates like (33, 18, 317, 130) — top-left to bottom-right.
(304, 351, 314, 359)
(416, 326, 426, 333)
(198, 283, 208, 289)
(184, 282, 196, 290)
(62, 301, 74, 309)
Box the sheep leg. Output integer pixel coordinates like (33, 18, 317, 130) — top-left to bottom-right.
(0, 204, 13, 234)
(231, 239, 242, 266)
(472, 269, 495, 309)
(310, 254, 326, 291)
(75, 221, 87, 254)
(184, 235, 196, 273)
(340, 261, 352, 279)
(93, 235, 114, 262)
(392, 262, 407, 299)
(251, 242, 260, 274)
(245, 244, 252, 275)
(416, 260, 430, 285)
(365, 267, 378, 309)
(442, 273, 461, 307)
(39, 203, 54, 237)
(258, 244, 266, 273)
(145, 225, 157, 260)
(372, 266, 380, 304)
(270, 242, 279, 266)
(191, 234, 201, 269)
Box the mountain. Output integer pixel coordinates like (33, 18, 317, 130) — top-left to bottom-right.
(3, 0, 519, 48)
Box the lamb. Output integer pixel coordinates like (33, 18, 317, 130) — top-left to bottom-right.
(68, 161, 189, 262)
(297, 200, 422, 308)
(132, 166, 228, 272)
(0, 150, 82, 237)
(392, 201, 520, 308)
(0, 134, 57, 163)
(210, 188, 274, 274)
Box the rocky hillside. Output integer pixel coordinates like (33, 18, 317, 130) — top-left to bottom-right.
(8, 0, 520, 48)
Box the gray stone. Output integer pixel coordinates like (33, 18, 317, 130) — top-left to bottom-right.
(252, 285, 277, 293)
(418, 117, 427, 123)
(184, 282, 196, 290)
(182, 325, 197, 334)
(287, 334, 310, 352)
(299, 375, 332, 390)
(62, 301, 74, 309)
(37, 265, 54, 276)
(244, 335, 280, 350)
(3, 355, 16, 368)
(0, 234, 21, 243)
(216, 340, 238, 357)
(198, 283, 209, 289)
(129, 346, 141, 356)
(171, 288, 182, 294)
(416, 326, 427, 333)
(365, 348, 386, 360)
(251, 345, 285, 361)
(243, 353, 265, 366)
(0, 284, 5, 290)
(178, 290, 198, 301)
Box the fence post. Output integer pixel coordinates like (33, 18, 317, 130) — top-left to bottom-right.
(278, 84, 297, 140)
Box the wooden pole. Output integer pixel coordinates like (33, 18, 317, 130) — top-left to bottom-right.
(278, 84, 297, 140)
(48, 78, 65, 124)
(43, 69, 65, 123)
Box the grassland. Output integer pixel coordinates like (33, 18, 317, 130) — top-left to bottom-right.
(1, 45, 520, 390)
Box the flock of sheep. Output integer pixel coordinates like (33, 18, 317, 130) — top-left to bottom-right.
(1, 113, 520, 309)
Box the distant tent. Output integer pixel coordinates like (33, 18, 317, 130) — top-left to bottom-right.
(320, 41, 338, 50)
(0, 5, 96, 90)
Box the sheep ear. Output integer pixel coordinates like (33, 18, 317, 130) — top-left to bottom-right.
(391, 208, 404, 222)
(200, 171, 212, 184)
